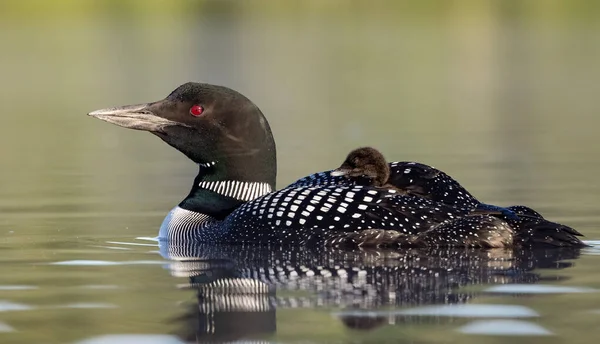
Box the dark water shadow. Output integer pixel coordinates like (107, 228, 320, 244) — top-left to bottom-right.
(159, 242, 582, 342)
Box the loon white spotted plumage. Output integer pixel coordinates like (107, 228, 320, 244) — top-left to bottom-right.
(160, 184, 470, 244)
(89, 82, 586, 248)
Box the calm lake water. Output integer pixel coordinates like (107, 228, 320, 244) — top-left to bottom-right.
(2, 1, 600, 343)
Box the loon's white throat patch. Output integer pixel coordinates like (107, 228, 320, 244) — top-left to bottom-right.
(198, 181, 272, 201)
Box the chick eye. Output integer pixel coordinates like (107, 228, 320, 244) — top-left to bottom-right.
(190, 105, 204, 116)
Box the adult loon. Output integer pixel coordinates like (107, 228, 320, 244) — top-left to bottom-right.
(88, 82, 585, 247)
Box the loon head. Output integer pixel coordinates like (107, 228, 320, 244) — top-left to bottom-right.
(89, 83, 277, 217)
(88, 82, 277, 189)
(331, 147, 390, 187)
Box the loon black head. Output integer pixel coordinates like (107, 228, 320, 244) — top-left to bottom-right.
(89, 82, 277, 217)
(331, 147, 390, 187)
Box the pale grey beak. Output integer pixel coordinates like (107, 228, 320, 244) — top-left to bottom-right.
(88, 102, 180, 133)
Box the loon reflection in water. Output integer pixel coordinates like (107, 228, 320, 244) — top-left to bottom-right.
(163, 243, 582, 342)
(88, 82, 585, 247)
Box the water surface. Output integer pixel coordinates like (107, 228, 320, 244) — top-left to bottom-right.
(2, 1, 600, 343)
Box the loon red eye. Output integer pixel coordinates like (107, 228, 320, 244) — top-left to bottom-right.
(190, 105, 204, 116)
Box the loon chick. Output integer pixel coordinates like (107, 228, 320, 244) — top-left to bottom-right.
(331, 147, 395, 189)
(88, 82, 585, 247)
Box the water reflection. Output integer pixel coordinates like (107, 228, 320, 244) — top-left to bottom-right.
(160, 242, 581, 341)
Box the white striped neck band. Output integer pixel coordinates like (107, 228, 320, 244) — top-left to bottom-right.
(198, 180, 273, 201)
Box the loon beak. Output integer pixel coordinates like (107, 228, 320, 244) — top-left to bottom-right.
(88, 101, 180, 133)
(331, 169, 350, 177)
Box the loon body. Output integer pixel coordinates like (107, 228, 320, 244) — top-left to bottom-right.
(88, 82, 585, 248)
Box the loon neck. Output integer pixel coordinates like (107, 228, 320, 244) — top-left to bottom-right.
(179, 163, 274, 219)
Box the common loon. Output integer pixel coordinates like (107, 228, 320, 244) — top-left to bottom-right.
(88, 82, 585, 247)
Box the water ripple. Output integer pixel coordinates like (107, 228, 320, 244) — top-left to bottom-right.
(485, 284, 597, 294)
(48, 260, 165, 266)
(0, 300, 33, 312)
(0, 322, 15, 333)
(336, 304, 538, 318)
(0, 285, 38, 290)
(458, 319, 553, 336)
(75, 334, 185, 344)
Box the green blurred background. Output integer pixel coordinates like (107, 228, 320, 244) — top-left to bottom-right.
(3, 0, 600, 229)
(1, 0, 600, 343)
